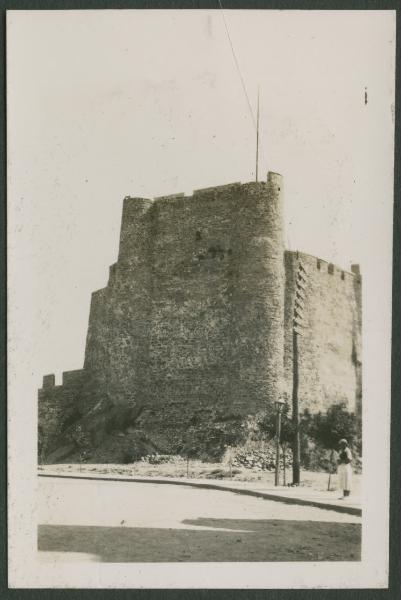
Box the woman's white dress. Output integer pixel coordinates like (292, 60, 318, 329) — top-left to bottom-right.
(337, 448, 353, 491)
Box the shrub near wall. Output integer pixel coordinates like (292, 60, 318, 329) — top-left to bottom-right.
(254, 402, 361, 474)
(300, 403, 362, 473)
(184, 411, 248, 461)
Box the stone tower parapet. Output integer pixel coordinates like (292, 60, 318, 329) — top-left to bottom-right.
(78, 174, 286, 442)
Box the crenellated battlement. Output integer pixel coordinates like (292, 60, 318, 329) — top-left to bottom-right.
(153, 192, 185, 201)
(286, 250, 361, 283)
(40, 369, 85, 392)
(193, 182, 242, 195)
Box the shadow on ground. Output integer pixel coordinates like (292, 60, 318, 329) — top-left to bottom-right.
(38, 518, 361, 562)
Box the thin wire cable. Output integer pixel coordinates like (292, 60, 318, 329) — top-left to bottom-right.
(217, 0, 257, 131)
(256, 85, 259, 181)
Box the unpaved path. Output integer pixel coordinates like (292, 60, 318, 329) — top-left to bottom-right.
(38, 477, 361, 562)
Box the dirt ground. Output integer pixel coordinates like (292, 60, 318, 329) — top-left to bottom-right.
(38, 477, 361, 562)
(40, 461, 362, 495)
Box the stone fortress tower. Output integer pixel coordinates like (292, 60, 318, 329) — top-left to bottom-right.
(38, 172, 362, 463)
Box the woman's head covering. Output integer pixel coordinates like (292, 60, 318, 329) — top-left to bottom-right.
(339, 438, 348, 446)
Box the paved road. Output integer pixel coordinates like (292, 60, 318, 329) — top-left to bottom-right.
(38, 477, 361, 562)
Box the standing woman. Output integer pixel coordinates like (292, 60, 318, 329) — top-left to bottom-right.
(337, 438, 352, 498)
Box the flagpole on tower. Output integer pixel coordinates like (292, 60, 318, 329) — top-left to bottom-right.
(256, 86, 260, 182)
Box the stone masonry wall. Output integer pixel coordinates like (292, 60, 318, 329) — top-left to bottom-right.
(79, 173, 285, 445)
(284, 251, 362, 415)
(146, 174, 285, 440)
(38, 370, 84, 458)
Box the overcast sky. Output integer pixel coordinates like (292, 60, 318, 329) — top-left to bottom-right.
(8, 9, 395, 382)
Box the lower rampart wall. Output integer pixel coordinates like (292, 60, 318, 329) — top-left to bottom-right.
(284, 251, 362, 415)
(38, 369, 85, 459)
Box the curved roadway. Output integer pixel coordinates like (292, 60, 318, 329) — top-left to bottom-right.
(38, 476, 361, 562)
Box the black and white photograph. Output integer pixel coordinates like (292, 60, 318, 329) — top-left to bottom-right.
(7, 8, 395, 589)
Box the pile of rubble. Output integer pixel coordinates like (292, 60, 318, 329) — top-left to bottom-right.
(230, 444, 293, 471)
(141, 453, 185, 465)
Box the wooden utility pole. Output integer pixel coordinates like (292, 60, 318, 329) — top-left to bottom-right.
(292, 261, 308, 485)
(274, 400, 285, 486)
(283, 444, 287, 486)
(292, 328, 301, 484)
(275, 408, 282, 486)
